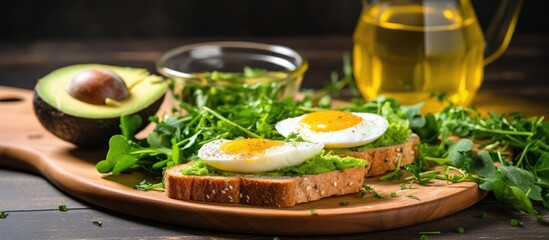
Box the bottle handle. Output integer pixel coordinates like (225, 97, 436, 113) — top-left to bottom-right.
(483, 0, 524, 66)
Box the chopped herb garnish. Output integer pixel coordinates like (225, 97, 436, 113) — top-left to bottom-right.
(456, 227, 465, 234)
(134, 180, 163, 191)
(373, 192, 385, 199)
(406, 194, 421, 201)
(0, 211, 8, 219)
(359, 189, 367, 199)
(419, 235, 429, 240)
(309, 208, 318, 215)
(362, 184, 385, 199)
(91, 220, 102, 227)
(380, 156, 403, 181)
(479, 212, 488, 219)
(408, 180, 415, 189)
(400, 183, 407, 190)
(419, 231, 441, 235)
(58, 205, 68, 212)
(509, 218, 522, 227)
(273, 237, 281, 240)
(391, 192, 397, 198)
(339, 201, 349, 206)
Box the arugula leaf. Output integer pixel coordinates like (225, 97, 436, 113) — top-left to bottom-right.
(469, 151, 496, 178)
(120, 114, 142, 140)
(533, 153, 549, 185)
(447, 139, 473, 168)
(503, 186, 540, 220)
(402, 103, 439, 143)
(498, 166, 542, 201)
(96, 135, 139, 174)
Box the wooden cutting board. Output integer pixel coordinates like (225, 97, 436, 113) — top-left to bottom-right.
(0, 86, 485, 235)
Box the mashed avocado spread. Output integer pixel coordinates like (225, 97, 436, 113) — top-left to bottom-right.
(181, 151, 367, 177)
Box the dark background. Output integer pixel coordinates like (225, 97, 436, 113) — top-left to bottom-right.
(0, 0, 547, 91)
(1, 0, 547, 41)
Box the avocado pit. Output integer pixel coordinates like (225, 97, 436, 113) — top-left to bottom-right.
(67, 68, 130, 105)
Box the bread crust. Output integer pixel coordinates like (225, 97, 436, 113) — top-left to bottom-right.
(165, 165, 367, 208)
(338, 134, 420, 177)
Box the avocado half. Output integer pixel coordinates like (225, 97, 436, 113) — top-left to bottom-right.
(33, 64, 168, 148)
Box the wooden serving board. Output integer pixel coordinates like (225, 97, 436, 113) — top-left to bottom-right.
(0, 86, 485, 235)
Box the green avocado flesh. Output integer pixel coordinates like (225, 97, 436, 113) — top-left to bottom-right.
(35, 64, 167, 119)
(33, 64, 167, 148)
(181, 152, 367, 177)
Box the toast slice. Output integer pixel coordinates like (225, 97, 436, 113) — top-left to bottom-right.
(338, 134, 420, 177)
(165, 164, 367, 207)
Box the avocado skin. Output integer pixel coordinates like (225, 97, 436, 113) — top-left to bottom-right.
(33, 92, 164, 149)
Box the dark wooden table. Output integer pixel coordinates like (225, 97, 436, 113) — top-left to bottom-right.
(1, 35, 548, 239)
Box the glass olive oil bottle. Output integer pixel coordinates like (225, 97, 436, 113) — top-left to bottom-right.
(353, 1, 485, 112)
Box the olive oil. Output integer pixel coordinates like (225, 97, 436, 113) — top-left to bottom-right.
(353, 3, 484, 112)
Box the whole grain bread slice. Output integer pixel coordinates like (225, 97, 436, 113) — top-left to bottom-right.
(165, 165, 367, 208)
(338, 134, 420, 177)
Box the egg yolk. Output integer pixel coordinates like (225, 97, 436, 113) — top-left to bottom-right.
(300, 110, 362, 132)
(220, 139, 284, 158)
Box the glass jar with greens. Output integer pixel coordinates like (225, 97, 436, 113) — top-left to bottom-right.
(157, 41, 308, 110)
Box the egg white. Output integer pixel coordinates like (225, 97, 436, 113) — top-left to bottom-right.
(275, 112, 389, 148)
(198, 139, 324, 173)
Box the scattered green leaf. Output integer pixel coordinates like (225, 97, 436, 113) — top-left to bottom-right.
(309, 208, 318, 215)
(91, 220, 102, 227)
(509, 218, 522, 227)
(58, 205, 68, 212)
(406, 194, 421, 201)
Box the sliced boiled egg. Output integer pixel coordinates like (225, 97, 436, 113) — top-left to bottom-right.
(275, 110, 389, 148)
(198, 138, 324, 173)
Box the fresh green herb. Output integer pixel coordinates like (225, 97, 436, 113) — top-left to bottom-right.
(408, 180, 416, 189)
(309, 208, 318, 215)
(380, 155, 403, 181)
(363, 184, 385, 199)
(400, 183, 407, 190)
(134, 180, 163, 191)
(339, 201, 349, 206)
(91, 220, 102, 227)
(359, 189, 367, 199)
(456, 227, 465, 234)
(273, 237, 281, 240)
(58, 205, 68, 212)
(172, 66, 294, 109)
(419, 231, 441, 235)
(402, 103, 548, 220)
(373, 192, 385, 199)
(509, 218, 522, 227)
(0, 211, 8, 218)
(312, 53, 360, 101)
(479, 212, 488, 219)
(391, 192, 397, 198)
(96, 95, 312, 177)
(419, 235, 429, 240)
(406, 194, 421, 201)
